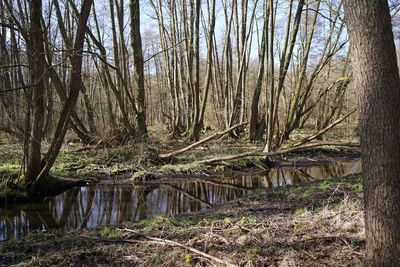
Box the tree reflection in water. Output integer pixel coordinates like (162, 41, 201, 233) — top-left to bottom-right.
(0, 160, 361, 240)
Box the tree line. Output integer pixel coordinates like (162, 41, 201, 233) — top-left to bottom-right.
(0, 0, 354, 145)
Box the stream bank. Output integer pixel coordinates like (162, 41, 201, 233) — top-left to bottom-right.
(0, 172, 364, 266)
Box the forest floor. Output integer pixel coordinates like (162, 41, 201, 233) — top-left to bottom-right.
(0, 172, 365, 266)
(0, 125, 358, 185)
(0, 128, 363, 265)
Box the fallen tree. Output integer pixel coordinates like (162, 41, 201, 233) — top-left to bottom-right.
(158, 122, 248, 159)
(158, 110, 359, 166)
(195, 141, 359, 165)
(291, 109, 356, 148)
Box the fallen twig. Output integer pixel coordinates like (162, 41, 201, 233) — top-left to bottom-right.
(118, 228, 237, 267)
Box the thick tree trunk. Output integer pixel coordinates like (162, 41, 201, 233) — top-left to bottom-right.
(343, 0, 400, 265)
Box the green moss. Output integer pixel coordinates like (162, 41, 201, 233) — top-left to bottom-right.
(170, 218, 197, 227)
(0, 159, 21, 175)
(213, 158, 256, 171)
(302, 186, 317, 198)
(347, 222, 360, 233)
(253, 188, 265, 194)
(131, 171, 148, 181)
(295, 208, 311, 216)
(234, 216, 256, 229)
(287, 186, 303, 198)
(223, 217, 234, 224)
(351, 183, 363, 192)
(184, 253, 192, 267)
(215, 165, 226, 172)
(100, 227, 119, 238)
(51, 150, 102, 176)
(319, 181, 331, 190)
(247, 247, 262, 256)
(150, 253, 164, 265)
(159, 163, 203, 174)
(50, 163, 73, 176)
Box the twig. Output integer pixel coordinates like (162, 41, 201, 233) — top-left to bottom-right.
(118, 228, 237, 267)
(289, 235, 354, 247)
(0, 61, 66, 94)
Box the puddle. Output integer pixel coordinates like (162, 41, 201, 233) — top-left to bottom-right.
(0, 160, 361, 240)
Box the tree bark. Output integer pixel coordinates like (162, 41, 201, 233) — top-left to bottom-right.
(249, 0, 269, 141)
(343, 0, 400, 265)
(130, 0, 147, 137)
(25, 0, 45, 185)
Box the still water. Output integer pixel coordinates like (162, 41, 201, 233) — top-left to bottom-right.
(0, 160, 361, 240)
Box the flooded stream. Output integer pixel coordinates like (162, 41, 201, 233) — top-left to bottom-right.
(0, 160, 361, 240)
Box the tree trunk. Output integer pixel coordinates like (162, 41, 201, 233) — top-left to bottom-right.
(189, 0, 201, 140)
(190, 0, 216, 141)
(25, 0, 45, 185)
(130, 0, 147, 137)
(343, 0, 400, 265)
(35, 0, 93, 186)
(249, 0, 269, 141)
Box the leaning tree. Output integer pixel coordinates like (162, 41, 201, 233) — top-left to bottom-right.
(21, 0, 94, 195)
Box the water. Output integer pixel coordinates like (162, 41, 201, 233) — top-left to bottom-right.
(0, 160, 361, 240)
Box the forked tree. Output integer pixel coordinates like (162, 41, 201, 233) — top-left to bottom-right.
(23, 0, 93, 194)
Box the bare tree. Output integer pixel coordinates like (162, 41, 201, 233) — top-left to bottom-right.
(27, 0, 94, 193)
(130, 0, 148, 137)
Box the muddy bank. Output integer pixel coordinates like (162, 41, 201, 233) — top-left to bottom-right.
(0, 173, 365, 266)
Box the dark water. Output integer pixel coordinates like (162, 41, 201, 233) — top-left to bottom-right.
(0, 160, 361, 240)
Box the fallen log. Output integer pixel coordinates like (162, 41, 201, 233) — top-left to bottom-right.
(195, 141, 359, 165)
(195, 110, 358, 166)
(158, 122, 248, 159)
(291, 109, 356, 148)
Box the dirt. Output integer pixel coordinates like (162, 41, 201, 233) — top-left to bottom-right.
(0, 173, 365, 266)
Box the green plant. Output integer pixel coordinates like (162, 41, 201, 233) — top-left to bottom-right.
(100, 227, 119, 237)
(302, 186, 317, 198)
(319, 181, 331, 190)
(295, 208, 311, 216)
(351, 183, 363, 192)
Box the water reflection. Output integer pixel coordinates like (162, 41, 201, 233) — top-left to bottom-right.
(0, 160, 361, 240)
